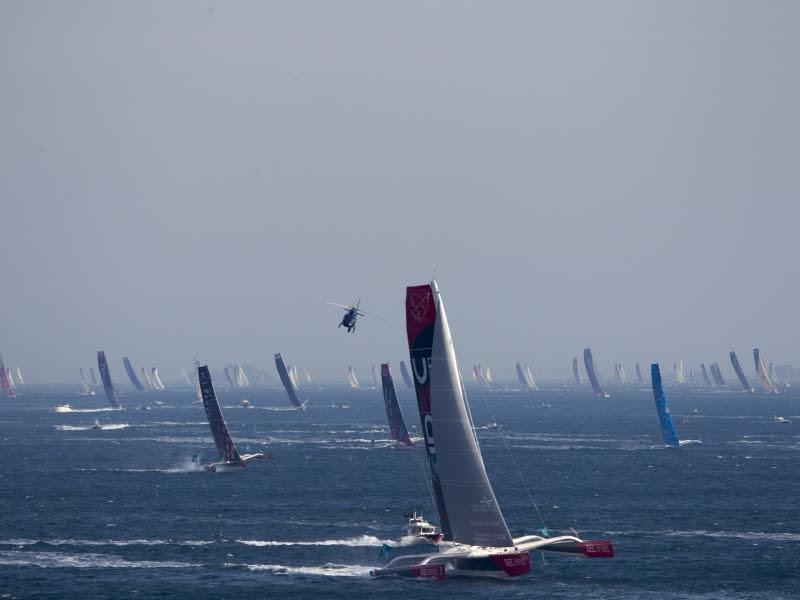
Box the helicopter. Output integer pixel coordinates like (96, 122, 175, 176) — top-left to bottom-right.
(327, 299, 383, 332)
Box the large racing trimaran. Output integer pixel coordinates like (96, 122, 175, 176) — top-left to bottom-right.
(372, 281, 614, 580)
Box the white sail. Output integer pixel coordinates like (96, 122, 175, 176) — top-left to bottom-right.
(15, 367, 24, 385)
(484, 366, 493, 383)
(141, 367, 155, 390)
(524, 364, 538, 390)
(303, 367, 312, 384)
(236, 365, 250, 387)
(152, 367, 166, 390)
(80, 368, 94, 395)
(347, 366, 360, 389)
(371, 365, 381, 386)
(7, 369, 16, 387)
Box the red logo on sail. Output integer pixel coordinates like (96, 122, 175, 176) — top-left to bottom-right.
(408, 290, 430, 323)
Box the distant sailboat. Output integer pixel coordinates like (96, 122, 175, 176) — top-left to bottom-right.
(583, 348, 608, 397)
(274, 353, 308, 410)
(89, 367, 99, 387)
(380, 363, 414, 447)
(399, 360, 414, 389)
(14, 367, 24, 385)
(79, 368, 95, 395)
(151, 368, 166, 390)
(371, 365, 381, 387)
(181, 370, 193, 386)
(0, 354, 17, 398)
(373, 281, 614, 580)
(673, 361, 686, 384)
(635, 361, 646, 385)
(572, 357, 582, 384)
(700, 363, 713, 386)
(729, 351, 754, 392)
(346, 366, 360, 389)
(97, 351, 121, 409)
(614, 362, 627, 385)
(753, 348, 778, 394)
(123, 356, 145, 391)
(710, 362, 727, 386)
(515, 362, 538, 390)
(650, 364, 680, 448)
(197, 365, 265, 471)
(235, 365, 250, 387)
(141, 367, 155, 390)
(6, 368, 16, 388)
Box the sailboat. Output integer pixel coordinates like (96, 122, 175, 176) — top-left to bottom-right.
(14, 367, 24, 385)
(399, 360, 414, 389)
(583, 348, 608, 397)
(710, 362, 727, 386)
(729, 351, 754, 392)
(123, 356, 145, 391)
(373, 281, 614, 580)
(141, 367, 155, 390)
(0, 354, 17, 398)
(700, 363, 713, 386)
(151, 367, 166, 390)
(380, 363, 414, 447)
(572, 357, 582, 385)
(274, 353, 308, 410)
(635, 362, 646, 385)
(235, 365, 250, 387)
(80, 368, 95, 396)
(371, 365, 381, 387)
(89, 367, 99, 387)
(753, 348, 778, 394)
(650, 364, 680, 448)
(181, 369, 193, 386)
(515, 362, 538, 390)
(346, 366, 360, 389)
(197, 365, 265, 472)
(97, 351, 121, 409)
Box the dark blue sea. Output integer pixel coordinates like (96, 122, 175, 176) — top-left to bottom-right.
(1, 382, 798, 599)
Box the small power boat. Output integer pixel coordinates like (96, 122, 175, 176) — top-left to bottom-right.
(405, 511, 443, 544)
(774, 416, 792, 424)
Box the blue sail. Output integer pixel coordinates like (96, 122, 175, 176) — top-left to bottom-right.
(583, 347, 606, 397)
(123, 356, 145, 391)
(650, 364, 680, 448)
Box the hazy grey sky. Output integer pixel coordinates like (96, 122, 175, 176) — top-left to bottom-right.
(2, 1, 798, 383)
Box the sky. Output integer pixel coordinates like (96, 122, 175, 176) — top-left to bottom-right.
(1, 1, 798, 383)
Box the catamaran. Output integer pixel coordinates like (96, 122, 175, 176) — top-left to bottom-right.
(380, 363, 414, 447)
(583, 347, 608, 397)
(274, 353, 308, 410)
(0, 354, 17, 398)
(372, 281, 614, 580)
(97, 351, 121, 409)
(729, 351, 754, 392)
(197, 365, 265, 472)
(123, 356, 145, 391)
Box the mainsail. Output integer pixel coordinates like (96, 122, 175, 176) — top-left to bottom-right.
(700, 363, 713, 386)
(122, 356, 145, 391)
(583, 348, 607, 397)
(635, 361, 646, 385)
(614, 363, 627, 385)
(381, 363, 414, 446)
(406, 281, 513, 547)
(753, 348, 778, 394)
(15, 367, 24, 385)
(274, 353, 306, 410)
(198, 365, 242, 465)
(97, 351, 121, 408)
(346, 366, 360, 389)
(524, 364, 538, 390)
(235, 365, 250, 387)
(729, 351, 753, 392)
(0, 354, 17, 398)
(650, 364, 680, 448)
(515, 362, 529, 388)
(710, 362, 727, 386)
(399, 360, 414, 388)
(572, 357, 582, 384)
(151, 368, 166, 390)
(141, 367, 155, 390)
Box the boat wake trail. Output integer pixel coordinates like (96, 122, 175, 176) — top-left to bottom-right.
(236, 535, 393, 547)
(55, 423, 129, 431)
(53, 407, 120, 414)
(0, 550, 200, 569)
(225, 562, 373, 577)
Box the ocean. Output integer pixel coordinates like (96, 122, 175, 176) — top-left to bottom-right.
(1, 382, 798, 599)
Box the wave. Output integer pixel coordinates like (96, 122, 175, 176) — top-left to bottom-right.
(53, 407, 120, 414)
(236, 535, 393, 547)
(0, 538, 215, 547)
(55, 423, 129, 431)
(225, 561, 373, 577)
(0, 550, 200, 569)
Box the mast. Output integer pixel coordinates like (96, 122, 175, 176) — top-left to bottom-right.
(381, 363, 414, 446)
(650, 364, 680, 448)
(406, 281, 513, 547)
(123, 356, 145, 391)
(97, 351, 121, 408)
(729, 351, 753, 392)
(583, 347, 607, 397)
(198, 365, 242, 465)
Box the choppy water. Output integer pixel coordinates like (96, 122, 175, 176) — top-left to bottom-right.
(1, 383, 799, 598)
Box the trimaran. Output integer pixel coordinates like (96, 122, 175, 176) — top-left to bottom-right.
(372, 281, 614, 580)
